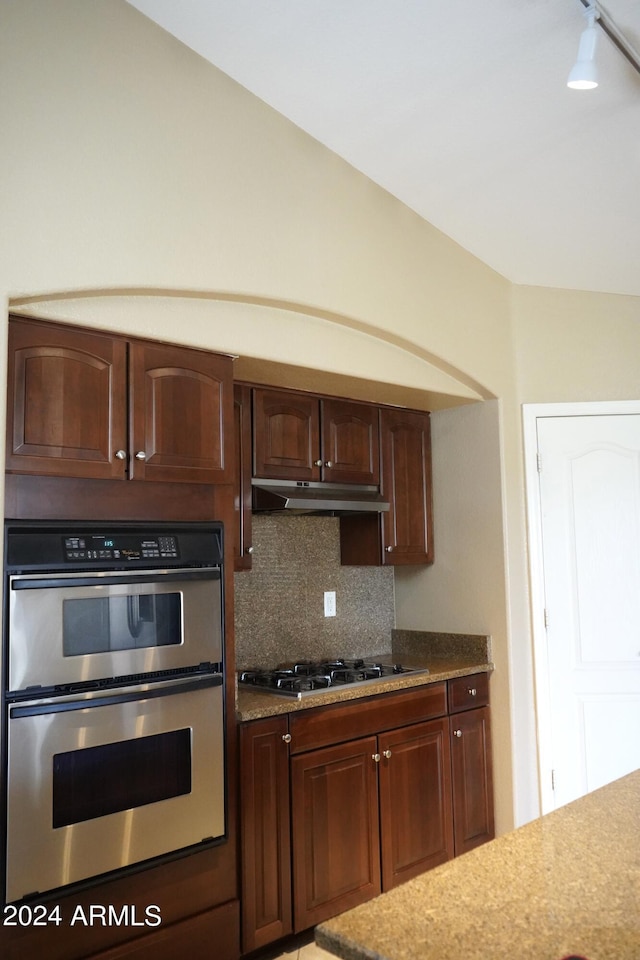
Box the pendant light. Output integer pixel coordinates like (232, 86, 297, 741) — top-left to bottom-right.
(567, 4, 599, 89)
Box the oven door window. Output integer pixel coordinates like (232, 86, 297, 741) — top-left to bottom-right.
(52, 728, 192, 828)
(62, 593, 181, 656)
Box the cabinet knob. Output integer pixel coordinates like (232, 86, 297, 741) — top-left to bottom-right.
(282, 733, 292, 744)
(314, 459, 323, 467)
(468, 688, 477, 696)
(385, 546, 393, 553)
(135, 451, 146, 460)
(324, 461, 333, 468)
(372, 753, 381, 763)
(382, 749, 392, 760)
(453, 729, 462, 738)
(115, 450, 127, 460)
(247, 546, 254, 554)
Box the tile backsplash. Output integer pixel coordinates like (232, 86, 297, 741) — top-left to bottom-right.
(234, 514, 395, 669)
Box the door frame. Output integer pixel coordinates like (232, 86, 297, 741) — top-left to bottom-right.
(522, 400, 640, 814)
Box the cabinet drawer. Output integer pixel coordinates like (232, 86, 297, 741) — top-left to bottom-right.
(288, 682, 446, 755)
(447, 672, 489, 713)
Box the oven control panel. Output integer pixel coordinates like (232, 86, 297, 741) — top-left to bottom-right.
(63, 535, 179, 562)
(4, 521, 223, 572)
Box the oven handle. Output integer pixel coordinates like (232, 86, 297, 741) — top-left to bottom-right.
(10, 568, 221, 590)
(9, 674, 223, 718)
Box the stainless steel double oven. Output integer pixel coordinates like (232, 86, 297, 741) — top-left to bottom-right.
(2, 520, 227, 904)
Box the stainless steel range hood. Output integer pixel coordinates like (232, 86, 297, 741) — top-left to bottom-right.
(252, 479, 390, 515)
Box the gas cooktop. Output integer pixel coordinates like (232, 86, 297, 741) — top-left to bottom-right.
(238, 658, 429, 699)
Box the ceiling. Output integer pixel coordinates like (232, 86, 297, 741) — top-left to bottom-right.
(126, 0, 640, 298)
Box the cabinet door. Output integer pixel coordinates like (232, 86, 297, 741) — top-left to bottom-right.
(234, 385, 253, 571)
(239, 717, 292, 952)
(129, 340, 233, 483)
(6, 317, 128, 480)
(380, 408, 434, 564)
(320, 399, 379, 485)
(378, 717, 454, 891)
(291, 737, 381, 931)
(450, 706, 495, 856)
(252, 388, 321, 481)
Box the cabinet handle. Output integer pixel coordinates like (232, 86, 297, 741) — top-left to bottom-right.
(453, 729, 462, 738)
(382, 749, 392, 759)
(372, 753, 381, 763)
(468, 688, 477, 696)
(135, 451, 146, 460)
(282, 733, 292, 744)
(385, 546, 393, 553)
(247, 546, 254, 554)
(115, 450, 127, 460)
(324, 461, 333, 468)
(314, 459, 323, 467)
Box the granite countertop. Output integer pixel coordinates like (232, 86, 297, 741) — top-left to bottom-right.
(236, 630, 492, 722)
(316, 769, 640, 960)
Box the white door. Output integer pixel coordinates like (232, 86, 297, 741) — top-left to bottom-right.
(532, 412, 640, 810)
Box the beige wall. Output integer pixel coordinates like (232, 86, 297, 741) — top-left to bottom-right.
(5, 0, 639, 837)
(513, 285, 640, 402)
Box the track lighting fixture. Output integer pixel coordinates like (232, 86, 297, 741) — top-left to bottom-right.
(568, 0, 640, 90)
(567, 3, 599, 89)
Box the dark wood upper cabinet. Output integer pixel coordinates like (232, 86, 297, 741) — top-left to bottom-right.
(252, 388, 379, 485)
(253, 388, 320, 481)
(6, 317, 128, 480)
(340, 406, 433, 566)
(234, 384, 253, 571)
(128, 339, 233, 484)
(320, 398, 379, 485)
(6, 317, 233, 485)
(380, 407, 433, 564)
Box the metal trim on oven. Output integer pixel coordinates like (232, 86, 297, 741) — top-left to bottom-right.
(10, 567, 221, 591)
(10, 673, 223, 718)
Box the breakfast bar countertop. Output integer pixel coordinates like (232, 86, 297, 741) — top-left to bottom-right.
(315, 768, 640, 960)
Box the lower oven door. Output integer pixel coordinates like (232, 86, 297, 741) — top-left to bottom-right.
(5, 675, 225, 903)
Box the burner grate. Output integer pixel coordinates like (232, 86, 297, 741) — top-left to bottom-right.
(238, 658, 428, 699)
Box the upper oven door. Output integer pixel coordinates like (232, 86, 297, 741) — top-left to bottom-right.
(7, 567, 222, 693)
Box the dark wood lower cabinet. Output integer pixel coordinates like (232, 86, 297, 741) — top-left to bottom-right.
(450, 706, 495, 855)
(84, 901, 239, 960)
(379, 717, 453, 890)
(239, 716, 292, 953)
(239, 679, 493, 953)
(290, 737, 382, 931)
(1, 848, 240, 960)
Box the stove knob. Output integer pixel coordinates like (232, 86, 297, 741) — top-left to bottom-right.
(282, 733, 292, 744)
